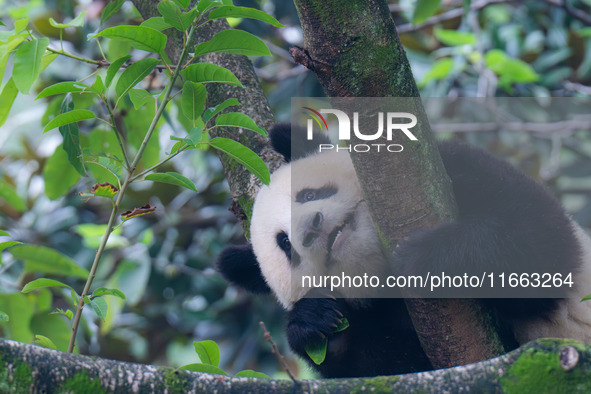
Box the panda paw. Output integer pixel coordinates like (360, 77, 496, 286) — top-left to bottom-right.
(286, 298, 345, 356)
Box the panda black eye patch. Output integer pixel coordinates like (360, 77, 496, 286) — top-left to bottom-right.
(295, 185, 338, 203)
(276, 232, 291, 259)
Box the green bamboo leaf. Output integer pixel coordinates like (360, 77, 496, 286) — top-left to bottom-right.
(105, 55, 131, 89)
(412, 0, 441, 25)
(306, 338, 328, 365)
(193, 30, 271, 58)
(0, 78, 18, 128)
(93, 26, 167, 54)
(89, 297, 108, 320)
(22, 278, 73, 293)
(208, 137, 270, 185)
(181, 63, 242, 86)
(43, 109, 96, 133)
(91, 287, 126, 300)
(193, 340, 220, 366)
(10, 245, 90, 279)
(35, 335, 57, 350)
(13, 37, 49, 93)
(140, 17, 174, 31)
(434, 28, 475, 46)
(215, 112, 266, 136)
(49, 11, 86, 29)
(180, 81, 207, 122)
(0, 241, 21, 252)
(235, 370, 270, 379)
(36, 81, 91, 99)
(203, 98, 241, 122)
(101, 0, 125, 25)
(209, 6, 284, 27)
(115, 57, 160, 102)
(0, 178, 26, 212)
(180, 363, 228, 375)
(145, 172, 198, 193)
(158, 0, 197, 32)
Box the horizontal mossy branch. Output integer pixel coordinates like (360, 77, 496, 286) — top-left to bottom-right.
(1, 338, 590, 392)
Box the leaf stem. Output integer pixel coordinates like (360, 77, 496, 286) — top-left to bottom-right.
(67, 25, 197, 353)
(46, 47, 102, 66)
(130, 145, 191, 182)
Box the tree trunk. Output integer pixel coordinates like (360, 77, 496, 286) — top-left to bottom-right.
(1, 338, 589, 392)
(292, 0, 506, 368)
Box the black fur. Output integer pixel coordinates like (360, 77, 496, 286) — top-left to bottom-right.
(270, 123, 332, 162)
(216, 244, 271, 294)
(217, 124, 584, 378)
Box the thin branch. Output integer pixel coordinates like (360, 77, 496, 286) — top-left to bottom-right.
(396, 0, 514, 34)
(259, 322, 299, 385)
(104, 100, 131, 169)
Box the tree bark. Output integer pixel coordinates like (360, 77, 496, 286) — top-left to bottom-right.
(1, 338, 589, 393)
(292, 0, 506, 368)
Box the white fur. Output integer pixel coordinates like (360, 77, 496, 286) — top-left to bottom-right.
(250, 151, 389, 309)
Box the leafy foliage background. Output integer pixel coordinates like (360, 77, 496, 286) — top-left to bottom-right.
(1, 0, 591, 379)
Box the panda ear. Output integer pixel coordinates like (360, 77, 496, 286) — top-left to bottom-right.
(217, 244, 271, 294)
(270, 123, 332, 162)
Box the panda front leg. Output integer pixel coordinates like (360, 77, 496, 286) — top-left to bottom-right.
(286, 297, 345, 357)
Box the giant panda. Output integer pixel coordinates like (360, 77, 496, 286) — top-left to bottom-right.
(217, 123, 591, 378)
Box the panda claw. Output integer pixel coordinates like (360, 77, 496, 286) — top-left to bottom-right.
(334, 309, 344, 318)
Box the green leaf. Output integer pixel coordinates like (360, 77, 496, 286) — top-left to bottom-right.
(89, 297, 108, 320)
(197, 0, 225, 13)
(0, 241, 22, 252)
(101, 0, 125, 25)
(0, 78, 18, 128)
(208, 137, 270, 185)
(582, 293, 591, 302)
(13, 37, 49, 93)
(91, 287, 126, 300)
(434, 28, 475, 46)
(51, 308, 74, 320)
(187, 126, 204, 145)
(43, 147, 81, 199)
(105, 55, 131, 88)
(180, 363, 228, 375)
(235, 370, 270, 379)
(305, 338, 328, 365)
(181, 81, 206, 122)
(115, 57, 160, 102)
(194, 340, 220, 366)
(36, 81, 91, 99)
(145, 172, 198, 193)
(84, 153, 124, 183)
(334, 317, 349, 333)
(90, 182, 119, 199)
(10, 245, 90, 279)
(58, 96, 86, 176)
(129, 89, 155, 110)
(215, 112, 266, 136)
(0, 230, 10, 236)
(181, 63, 242, 86)
(140, 17, 174, 31)
(419, 57, 454, 87)
(203, 98, 241, 122)
(43, 109, 96, 133)
(0, 178, 26, 212)
(93, 26, 167, 54)
(91, 76, 106, 95)
(49, 11, 86, 29)
(578, 27, 591, 37)
(158, 0, 198, 32)
(74, 224, 127, 249)
(193, 30, 271, 58)
(484, 49, 539, 84)
(35, 334, 57, 350)
(412, 0, 441, 25)
(209, 6, 284, 27)
(14, 17, 29, 33)
(22, 278, 73, 293)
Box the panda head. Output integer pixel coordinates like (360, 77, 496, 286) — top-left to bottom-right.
(218, 124, 388, 310)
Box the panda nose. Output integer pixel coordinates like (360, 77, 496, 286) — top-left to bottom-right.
(303, 212, 323, 247)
